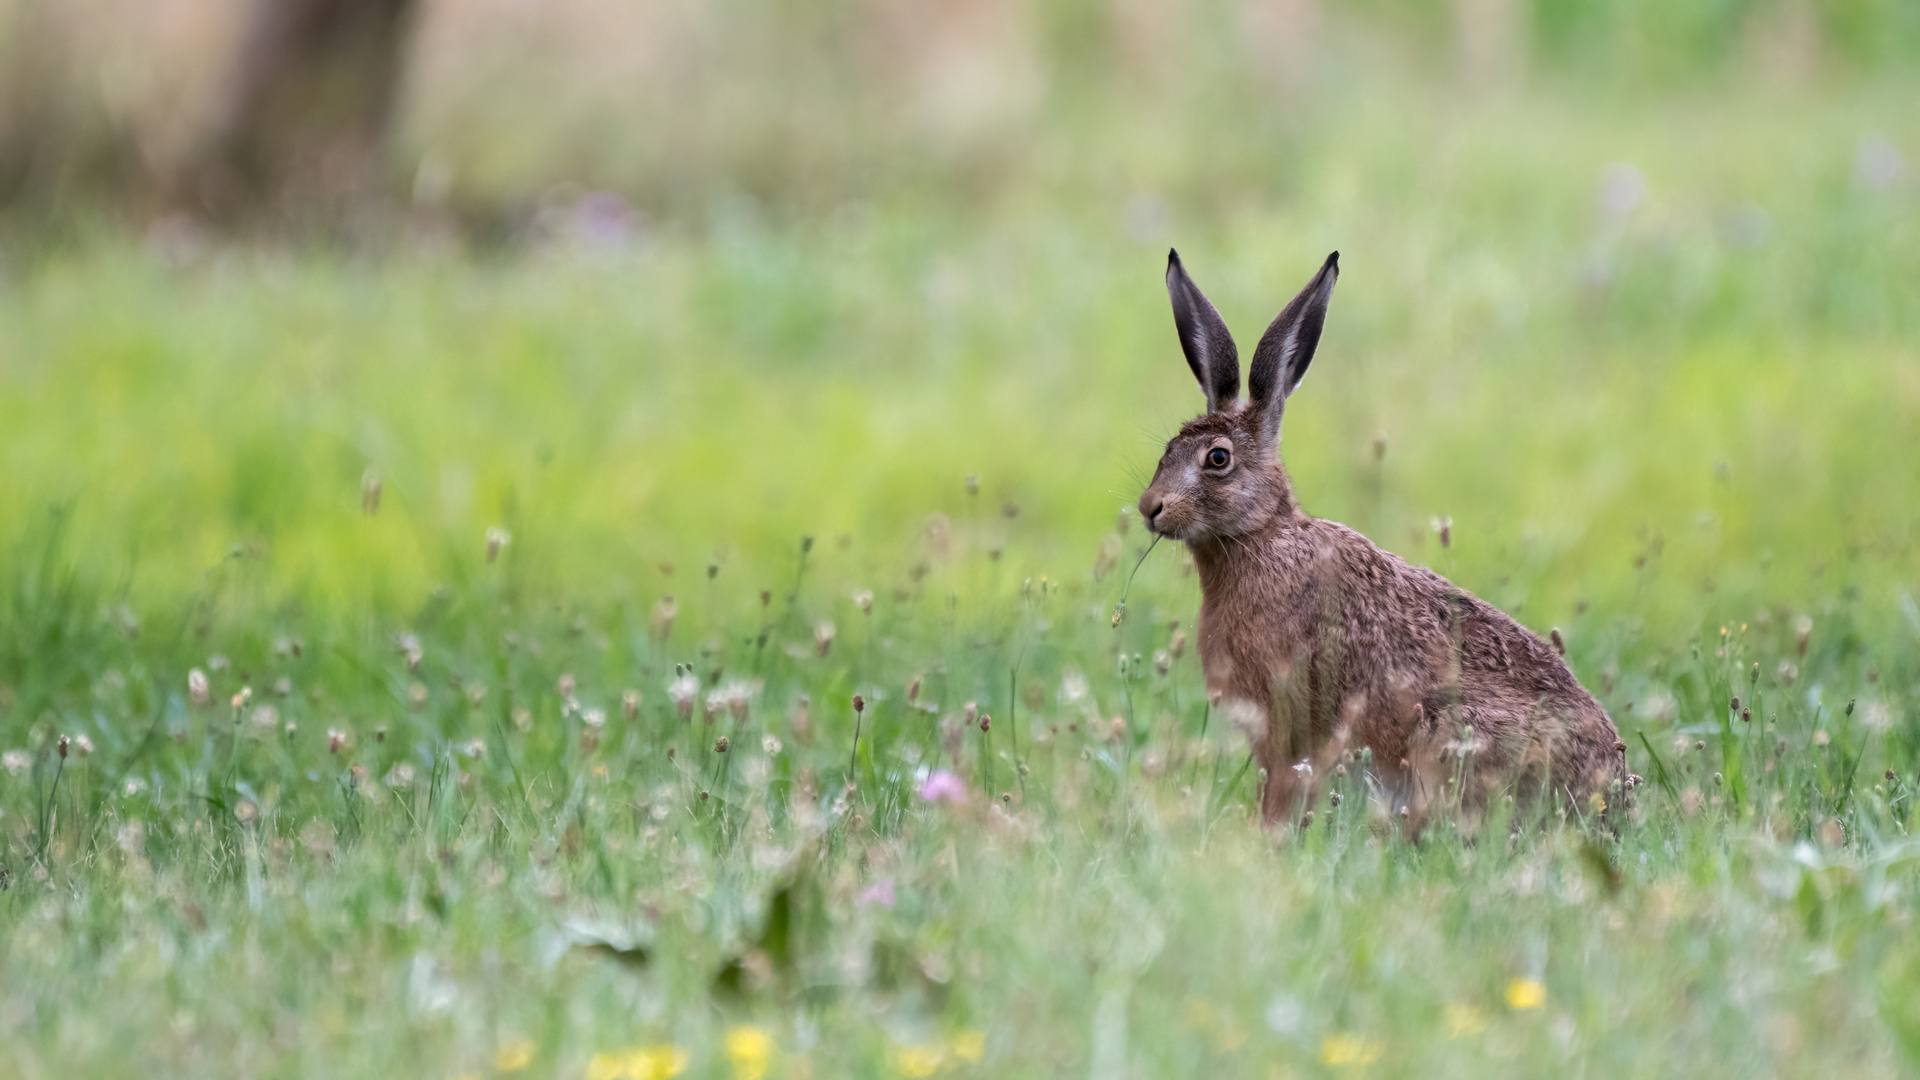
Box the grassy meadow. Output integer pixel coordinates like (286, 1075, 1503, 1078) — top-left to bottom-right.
(5, 11, 1920, 1077)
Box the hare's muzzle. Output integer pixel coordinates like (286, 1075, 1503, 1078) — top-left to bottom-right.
(1138, 489, 1170, 536)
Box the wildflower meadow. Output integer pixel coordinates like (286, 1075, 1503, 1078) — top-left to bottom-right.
(4, 3, 1920, 1077)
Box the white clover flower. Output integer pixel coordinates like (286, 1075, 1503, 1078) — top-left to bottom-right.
(668, 673, 698, 720)
(1060, 670, 1090, 707)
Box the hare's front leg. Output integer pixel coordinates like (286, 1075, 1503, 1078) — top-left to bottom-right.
(1254, 709, 1353, 826)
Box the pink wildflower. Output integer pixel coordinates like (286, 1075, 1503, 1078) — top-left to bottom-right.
(917, 769, 967, 805)
(858, 879, 896, 908)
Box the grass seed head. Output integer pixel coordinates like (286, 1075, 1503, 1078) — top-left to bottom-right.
(485, 526, 510, 563)
(56, 735, 69, 759)
(715, 735, 729, 753)
(188, 668, 210, 705)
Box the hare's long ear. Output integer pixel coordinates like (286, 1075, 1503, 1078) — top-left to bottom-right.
(1248, 251, 1339, 443)
(1165, 249, 1240, 412)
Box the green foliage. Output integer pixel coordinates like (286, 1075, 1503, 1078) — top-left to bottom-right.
(2, 59, 1920, 1080)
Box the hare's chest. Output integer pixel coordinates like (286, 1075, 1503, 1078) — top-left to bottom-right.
(1195, 591, 1294, 707)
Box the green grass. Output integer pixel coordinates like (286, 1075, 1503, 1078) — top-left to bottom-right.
(4, 75, 1920, 1078)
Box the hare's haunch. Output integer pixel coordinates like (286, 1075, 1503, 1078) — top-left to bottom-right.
(1137, 250, 1625, 829)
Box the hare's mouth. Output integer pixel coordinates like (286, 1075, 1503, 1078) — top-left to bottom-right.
(1141, 502, 1197, 541)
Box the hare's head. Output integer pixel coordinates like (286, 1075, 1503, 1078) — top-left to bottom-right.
(1137, 250, 1339, 542)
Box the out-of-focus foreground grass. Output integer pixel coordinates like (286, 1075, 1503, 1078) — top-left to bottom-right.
(4, 5, 1920, 1078)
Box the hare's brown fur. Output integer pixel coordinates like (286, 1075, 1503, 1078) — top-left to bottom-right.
(1140, 251, 1623, 829)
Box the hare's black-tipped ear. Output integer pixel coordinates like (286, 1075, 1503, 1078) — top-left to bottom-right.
(1248, 251, 1339, 440)
(1165, 249, 1240, 412)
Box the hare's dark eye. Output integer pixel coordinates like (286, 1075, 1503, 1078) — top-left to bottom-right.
(1206, 447, 1230, 469)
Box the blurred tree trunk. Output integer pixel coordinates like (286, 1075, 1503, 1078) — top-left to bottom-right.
(182, 0, 417, 225)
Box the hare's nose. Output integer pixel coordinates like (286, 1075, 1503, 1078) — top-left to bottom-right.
(1139, 493, 1165, 528)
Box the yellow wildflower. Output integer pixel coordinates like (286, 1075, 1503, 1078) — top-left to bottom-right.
(949, 1029, 986, 1063)
(494, 1037, 536, 1071)
(1444, 1003, 1488, 1038)
(1505, 978, 1547, 1011)
(1318, 1034, 1382, 1066)
(726, 1026, 775, 1080)
(889, 1043, 944, 1078)
(586, 1045, 689, 1080)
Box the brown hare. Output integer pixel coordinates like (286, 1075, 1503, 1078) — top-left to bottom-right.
(1137, 250, 1625, 829)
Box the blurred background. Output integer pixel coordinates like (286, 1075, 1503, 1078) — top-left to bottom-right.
(3, 0, 1916, 238)
(0, 0, 1917, 653)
